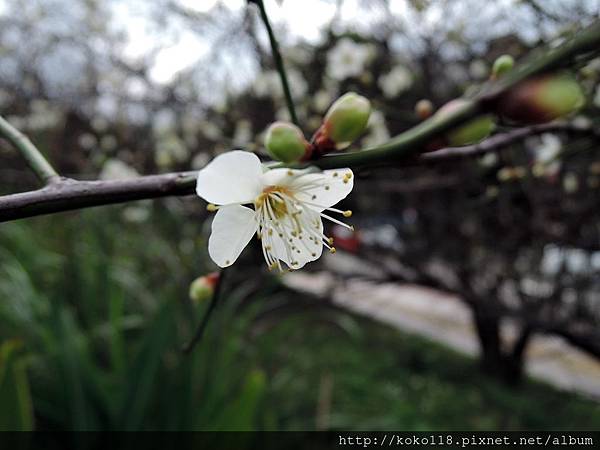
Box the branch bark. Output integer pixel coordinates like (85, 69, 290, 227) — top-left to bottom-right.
(0, 172, 196, 222)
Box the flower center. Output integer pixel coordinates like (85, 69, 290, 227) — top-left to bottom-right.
(255, 186, 291, 219)
(251, 172, 354, 271)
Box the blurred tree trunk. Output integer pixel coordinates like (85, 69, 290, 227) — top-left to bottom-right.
(472, 305, 532, 386)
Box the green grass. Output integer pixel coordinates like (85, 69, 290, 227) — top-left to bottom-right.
(0, 207, 599, 431)
(254, 310, 600, 430)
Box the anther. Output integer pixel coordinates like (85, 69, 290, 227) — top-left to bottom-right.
(206, 203, 218, 212)
(343, 210, 352, 218)
(329, 247, 337, 254)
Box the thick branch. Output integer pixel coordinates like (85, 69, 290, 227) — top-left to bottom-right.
(0, 172, 196, 222)
(0, 115, 59, 185)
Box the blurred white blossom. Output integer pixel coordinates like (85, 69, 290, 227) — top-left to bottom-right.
(313, 89, 334, 113)
(326, 38, 375, 81)
(378, 65, 413, 98)
(469, 59, 489, 79)
(78, 133, 97, 151)
(532, 133, 561, 163)
(233, 119, 253, 147)
(361, 109, 390, 147)
(253, 69, 307, 100)
(100, 159, 138, 180)
(563, 172, 579, 193)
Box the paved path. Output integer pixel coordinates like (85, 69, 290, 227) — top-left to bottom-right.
(284, 263, 600, 401)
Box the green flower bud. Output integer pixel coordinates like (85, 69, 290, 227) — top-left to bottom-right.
(436, 99, 496, 146)
(322, 92, 371, 149)
(415, 99, 434, 120)
(497, 73, 585, 124)
(491, 54, 514, 79)
(264, 122, 310, 163)
(189, 272, 219, 304)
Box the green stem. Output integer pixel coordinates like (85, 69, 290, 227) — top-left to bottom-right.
(0, 115, 59, 184)
(254, 0, 299, 126)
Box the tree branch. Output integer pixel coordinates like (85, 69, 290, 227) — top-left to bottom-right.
(1, 121, 598, 223)
(1, 21, 599, 223)
(0, 172, 196, 222)
(308, 19, 600, 170)
(418, 122, 600, 165)
(0, 115, 59, 185)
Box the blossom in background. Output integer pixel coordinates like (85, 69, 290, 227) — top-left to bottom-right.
(528, 133, 562, 178)
(196, 151, 354, 270)
(469, 59, 489, 80)
(326, 38, 375, 81)
(378, 65, 413, 98)
(99, 158, 138, 180)
(253, 69, 307, 100)
(361, 109, 390, 147)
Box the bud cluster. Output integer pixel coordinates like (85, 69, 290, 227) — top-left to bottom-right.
(264, 92, 371, 163)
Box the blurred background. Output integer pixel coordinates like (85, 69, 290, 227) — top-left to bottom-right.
(1, 0, 600, 432)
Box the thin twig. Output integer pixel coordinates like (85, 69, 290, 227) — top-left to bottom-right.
(252, 0, 299, 126)
(418, 122, 600, 165)
(182, 268, 228, 354)
(0, 115, 59, 185)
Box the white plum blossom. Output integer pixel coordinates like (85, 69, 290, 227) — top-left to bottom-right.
(196, 151, 354, 270)
(533, 133, 561, 163)
(378, 65, 413, 98)
(326, 38, 375, 81)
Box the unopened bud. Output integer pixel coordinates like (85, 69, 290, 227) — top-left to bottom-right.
(497, 73, 584, 124)
(436, 99, 496, 146)
(189, 272, 219, 303)
(264, 122, 311, 163)
(491, 54, 514, 80)
(318, 92, 371, 150)
(415, 99, 434, 120)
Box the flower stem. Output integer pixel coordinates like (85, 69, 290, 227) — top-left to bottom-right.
(0, 115, 59, 185)
(182, 267, 228, 354)
(253, 0, 299, 126)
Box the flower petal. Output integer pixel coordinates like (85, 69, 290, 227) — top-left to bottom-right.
(290, 169, 354, 210)
(196, 150, 264, 205)
(208, 205, 258, 268)
(268, 208, 324, 269)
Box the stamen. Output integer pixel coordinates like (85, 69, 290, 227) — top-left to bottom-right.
(207, 203, 218, 212)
